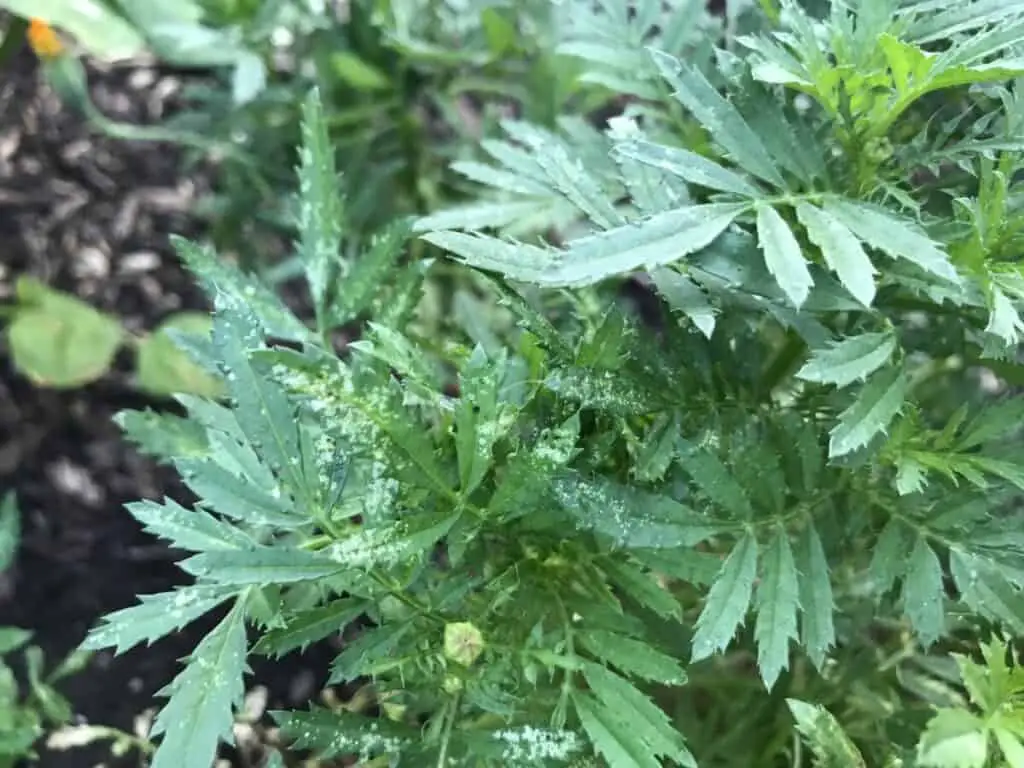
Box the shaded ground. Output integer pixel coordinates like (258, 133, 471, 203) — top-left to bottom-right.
(0, 46, 332, 767)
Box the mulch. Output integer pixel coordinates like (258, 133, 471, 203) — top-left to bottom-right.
(0, 45, 333, 767)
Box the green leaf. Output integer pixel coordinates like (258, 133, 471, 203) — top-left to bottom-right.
(828, 366, 908, 457)
(651, 49, 784, 188)
(330, 51, 391, 91)
(950, 550, 1024, 634)
(331, 220, 409, 326)
(115, 408, 208, 463)
(577, 631, 686, 684)
(870, 518, 912, 595)
(786, 699, 866, 768)
(571, 691, 660, 768)
(795, 202, 877, 307)
(423, 203, 745, 288)
(613, 139, 760, 197)
(0, 492, 18, 573)
(676, 448, 754, 519)
(211, 291, 310, 507)
(181, 548, 343, 585)
(297, 88, 343, 329)
(823, 199, 959, 283)
(603, 558, 681, 620)
(754, 529, 800, 688)
(253, 598, 366, 658)
(149, 599, 248, 768)
(136, 312, 222, 398)
(756, 203, 814, 308)
(902, 536, 946, 647)
(649, 268, 717, 338)
(328, 622, 415, 683)
(1, 0, 145, 60)
(796, 332, 897, 389)
(691, 531, 759, 662)
(173, 236, 313, 344)
(81, 584, 239, 655)
(917, 708, 988, 768)
(126, 498, 253, 552)
(581, 663, 695, 766)
(274, 707, 415, 759)
(9, 278, 123, 388)
(795, 524, 835, 670)
(552, 473, 719, 549)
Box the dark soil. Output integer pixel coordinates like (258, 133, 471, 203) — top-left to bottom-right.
(0, 46, 332, 768)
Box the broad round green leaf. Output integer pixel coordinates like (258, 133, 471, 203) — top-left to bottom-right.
(9, 280, 123, 388)
(136, 312, 222, 398)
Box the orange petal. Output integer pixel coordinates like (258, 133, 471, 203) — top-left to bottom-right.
(27, 18, 65, 59)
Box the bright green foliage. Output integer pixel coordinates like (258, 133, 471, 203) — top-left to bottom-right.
(79, 2, 1024, 767)
(4, 277, 219, 397)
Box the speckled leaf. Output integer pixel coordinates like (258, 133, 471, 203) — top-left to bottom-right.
(181, 548, 343, 585)
(126, 498, 253, 552)
(211, 291, 311, 508)
(902, 536, 946, 647)
(823, 199, 958, 284)
(149, 599, 248, 768)
(756, 203, 813, 308)
(828, 366, 907, 457)
(796, 203, 877, 307)
(273, 707, 415, 759)
(551, 473, 719, 549)
(254, 598, 366, 658)
(297, 89, 343, 329)
(796, 525, 835, 670)
(173, 236, 313, 343)
(796, 332, 896, 389)
(754, 529, 800, 688)
(691, 531, 758, 661)
(81, 584, 239, 655)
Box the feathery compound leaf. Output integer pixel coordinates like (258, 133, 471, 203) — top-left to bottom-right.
(126, 498, 253, 552)
(253, 598, 367, 658)
(795, 525, 835, 670)
(613, 139, 760, 197)
(828, 366, 908, 457)
(551, 473, 719, 549)
(902, 536, 946, 647)
(296, 88, 343, 328)
(572, 691, 661, 768)
(756, 203, 814, 308)
(149, 599, 247, 768)
(273, 707, 415, 760)
(212, 291, 310, 508)
(649, 268, 717, 338)
(544, 203, 746, 287)
(786, 699, 866, 768)
(691, 531, 759, 662)
(950, 549, 1024, 634)
(650, 49, 784, 188)
(172, 236, 312, 343)
(754, 529, 800, 688)
(795, 202, 877, 307)
(581, 662, 695, 766)
(822, 199, 959, 284)
(115, 408, 208, 463)
(577, 630, 686, 684)
(796, 332, 897, 389)
(676, 447, 754, 519)
(81, 584, 239, 655)
(181, 548, 343, 585)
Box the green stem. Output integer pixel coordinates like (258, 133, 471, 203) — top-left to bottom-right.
(436, 691, 460, 768)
